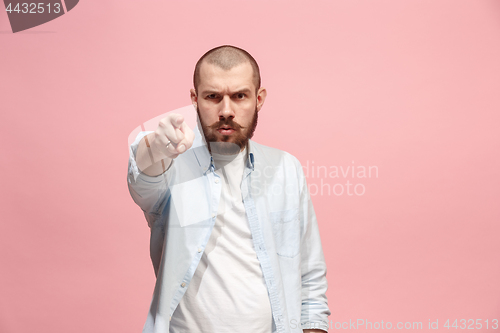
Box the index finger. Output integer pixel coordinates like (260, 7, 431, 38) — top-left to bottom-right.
(170, 114, 184, 129)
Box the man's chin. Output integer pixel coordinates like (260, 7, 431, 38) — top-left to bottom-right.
(208, 141, 244, 155)
(209, 131, 247, 147)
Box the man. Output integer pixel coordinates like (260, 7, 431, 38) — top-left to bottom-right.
(127, 45, 330, 333)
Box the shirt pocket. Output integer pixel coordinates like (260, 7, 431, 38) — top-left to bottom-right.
(270, 208, 301, 258)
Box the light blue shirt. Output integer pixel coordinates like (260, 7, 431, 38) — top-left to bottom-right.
(127, 125, 331, 333)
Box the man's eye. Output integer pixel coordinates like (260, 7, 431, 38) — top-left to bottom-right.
(207, 94, 217, 99)
(236, 93, 245, 99)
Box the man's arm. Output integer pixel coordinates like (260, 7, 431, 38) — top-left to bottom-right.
(127, 113, 194, 218)
(127, 113, 194, 275)
(295, 156, 331, 332)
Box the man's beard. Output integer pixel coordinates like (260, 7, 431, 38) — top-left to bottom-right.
(196, 106, 259, 155)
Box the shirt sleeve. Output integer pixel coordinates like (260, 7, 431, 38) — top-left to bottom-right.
(295, 156, 331, 332)
(127, 131, 174, 276)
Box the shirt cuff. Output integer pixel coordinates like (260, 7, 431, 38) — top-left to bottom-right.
(127, 131, 173, 184)
(301, 321, 330, 332)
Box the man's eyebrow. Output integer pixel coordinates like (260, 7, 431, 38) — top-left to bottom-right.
(200, 88, 252, 96)
(233, 88, 252, 94)
(200, 90, 219, 95)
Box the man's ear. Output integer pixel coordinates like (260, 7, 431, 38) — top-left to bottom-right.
(190, 89, 198, 108)
(256, 87, 267, 112)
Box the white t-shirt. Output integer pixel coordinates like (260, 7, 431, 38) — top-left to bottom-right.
(169, 147, 273, 333)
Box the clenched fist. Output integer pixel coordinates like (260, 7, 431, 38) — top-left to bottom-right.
(136, 113, 195, 176)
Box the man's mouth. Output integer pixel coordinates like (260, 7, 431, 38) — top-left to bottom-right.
(217, 126, 235, 135)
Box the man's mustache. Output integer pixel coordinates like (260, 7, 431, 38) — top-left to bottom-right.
(208, 119, 245, 130)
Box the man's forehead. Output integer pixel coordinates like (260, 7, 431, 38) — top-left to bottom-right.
(198, 61, 255, 90)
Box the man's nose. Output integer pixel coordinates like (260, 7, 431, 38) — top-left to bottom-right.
(219, 96, 235, 119)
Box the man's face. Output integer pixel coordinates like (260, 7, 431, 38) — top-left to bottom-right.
(191, 61, 267, 154)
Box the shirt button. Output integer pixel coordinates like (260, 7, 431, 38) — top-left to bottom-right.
(181, 282, 186, 287)
(215, 179, 219, 184)
(212, 214, 216, 219)
(198, 248, 202, 253)
(169, 316, 172, 321)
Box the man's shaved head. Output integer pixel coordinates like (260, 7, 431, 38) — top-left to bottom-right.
(193, 45, 261, 94)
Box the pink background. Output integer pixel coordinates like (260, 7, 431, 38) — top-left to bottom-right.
(1, 0, 500, 332)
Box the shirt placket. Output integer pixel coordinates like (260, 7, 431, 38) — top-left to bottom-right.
(241, 163, 285, 333)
